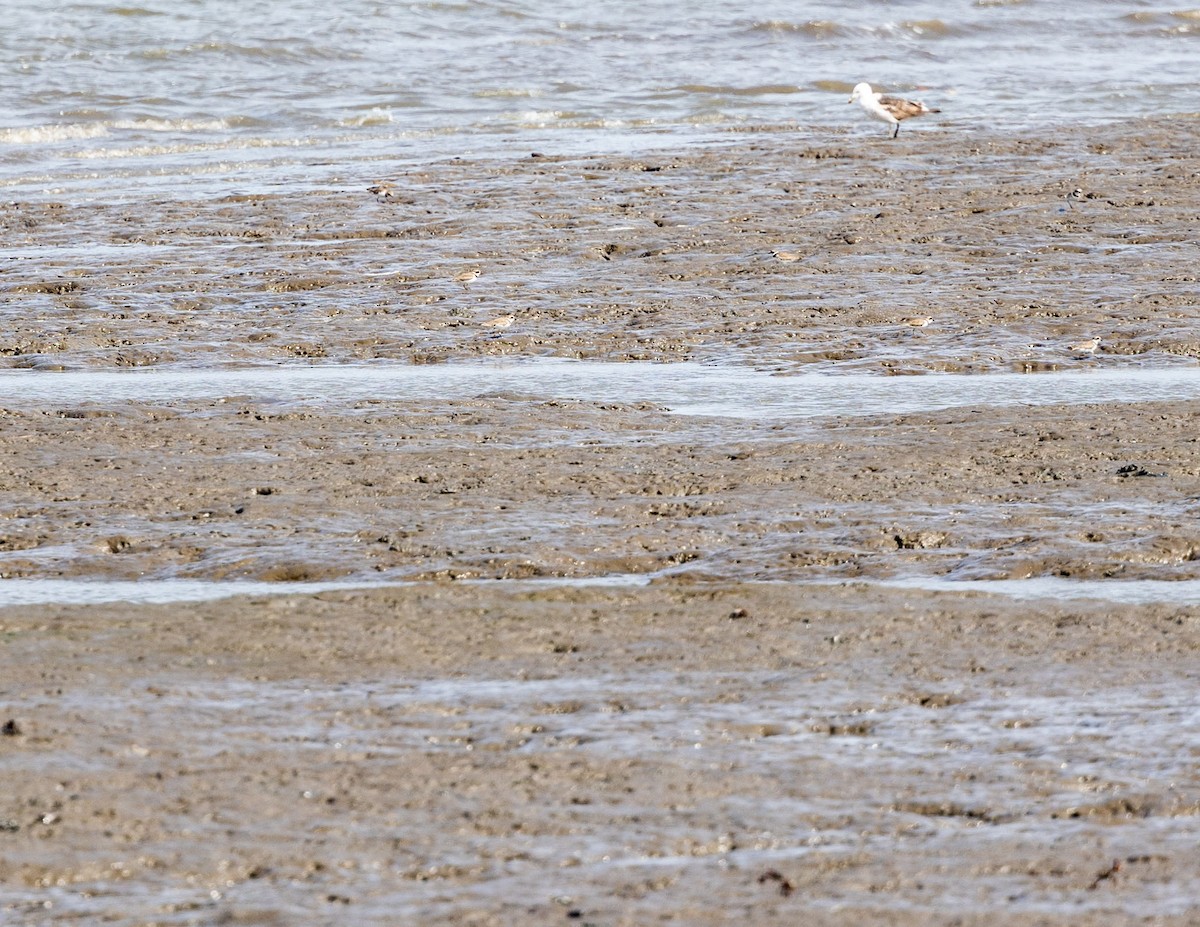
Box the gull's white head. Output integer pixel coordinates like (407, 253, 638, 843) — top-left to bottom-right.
(849, 82, 873, 103)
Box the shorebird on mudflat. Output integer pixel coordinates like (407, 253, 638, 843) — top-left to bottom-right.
(848, 82, 939, 138)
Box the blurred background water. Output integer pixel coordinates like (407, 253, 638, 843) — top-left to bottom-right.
(0, 0, 1196, 196)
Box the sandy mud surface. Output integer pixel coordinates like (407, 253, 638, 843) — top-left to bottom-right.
(3, 391, 1200, 586)
(3, 116, 1200, 923)
(3, 582, 1200, 925)
(3, 118, 1198, 374)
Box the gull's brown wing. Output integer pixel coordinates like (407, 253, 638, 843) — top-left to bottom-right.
(877, 95, 939, 119)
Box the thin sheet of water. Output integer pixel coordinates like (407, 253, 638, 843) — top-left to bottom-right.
(4, 359, 1200, 418)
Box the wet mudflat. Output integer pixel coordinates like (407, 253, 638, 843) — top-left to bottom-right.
(3, 387, 1200, 585)
(3, 582, 1199, 925)
(3, 116, 1200, 924)
(3, 120, 1198, 375)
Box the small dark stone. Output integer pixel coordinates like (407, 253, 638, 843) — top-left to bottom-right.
(1116, 464, 1157, 477)
(757, 868, 795, 897)
(1, 719, 20, 736)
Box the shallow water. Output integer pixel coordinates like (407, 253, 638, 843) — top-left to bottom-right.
(0, 574, 655, 606)
(6, 574, 1200, 607)
(7, 359, 1200, 418)
(0, 578, 391, 606)
(1, 0, 1195, 200)
(851, 576, 1200, 606)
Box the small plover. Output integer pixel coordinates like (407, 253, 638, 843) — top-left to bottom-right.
(849, 82, 939, 138)
(1066, 188, 1085, 210)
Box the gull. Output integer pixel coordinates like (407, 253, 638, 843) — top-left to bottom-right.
(849, 83, 939, 138)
